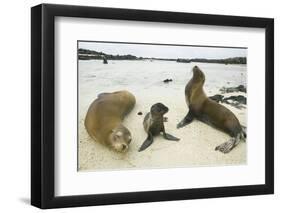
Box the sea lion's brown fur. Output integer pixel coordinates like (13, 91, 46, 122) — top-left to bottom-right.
(85, 90, 136, 152)
(177, 66, 246, 153)
(138, 103, 180, 152)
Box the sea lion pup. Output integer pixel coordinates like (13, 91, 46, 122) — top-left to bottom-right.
(85, 90, 136, 152)
(177, 66, 246, 153)
(138, 103, 180, 152)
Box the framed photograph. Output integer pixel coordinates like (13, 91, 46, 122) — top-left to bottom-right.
(31, 3, 274, 209)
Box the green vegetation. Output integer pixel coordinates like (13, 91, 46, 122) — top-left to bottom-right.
(78, 48, 247, 64)
(176, 57, 246, 64)
(78, 48, 137, 60)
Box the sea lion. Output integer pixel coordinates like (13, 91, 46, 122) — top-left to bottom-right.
(177, 66, 246, 153)
(102, 55, 108, 64)
(85, 90, 136, 152)
(138, 103, 180, 152)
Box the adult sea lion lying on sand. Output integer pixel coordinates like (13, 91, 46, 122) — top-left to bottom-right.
(85, 90, 136, 152)
(177, 66, 246, 153)
(139, 103, 180, 152)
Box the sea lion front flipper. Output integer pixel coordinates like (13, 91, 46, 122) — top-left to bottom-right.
(163, 133, 180, 141)
(177, 110, 194, 129)
(138, 132, 154, 152)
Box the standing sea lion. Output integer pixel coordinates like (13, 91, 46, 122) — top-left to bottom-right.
(139, 103, 180, 152)
(85, 90, 136, 152)
(177, 66, 246, 153)
(102, 55, 108, 64)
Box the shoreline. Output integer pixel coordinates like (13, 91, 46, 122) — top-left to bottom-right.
(78, 58, 247, 65)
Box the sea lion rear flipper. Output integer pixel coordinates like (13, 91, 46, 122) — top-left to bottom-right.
(241, 125, 247, 138)
(177, 111, 194, 129)
(138, 133, 153, 152)
(163, 133, 180, 141)
(215, 132, 243, 154)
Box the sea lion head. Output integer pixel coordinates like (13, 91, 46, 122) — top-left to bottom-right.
(192, 66, 205, 84)
(109, 125, 132, 152)
(150, 103, 169, 116)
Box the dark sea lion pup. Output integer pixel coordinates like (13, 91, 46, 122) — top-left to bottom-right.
(85, 90, 136, 152)
(177, 66, 246, 153)
(139, 103, 180, 152)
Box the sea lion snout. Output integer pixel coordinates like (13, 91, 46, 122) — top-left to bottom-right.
(151, 103, 169, 115)
(111, 134, 130, 152)
(192, 65, 205, 83)
(192, 65, 201, 73)
(109, 126, 132, 152)
(113, 142, 129, 152)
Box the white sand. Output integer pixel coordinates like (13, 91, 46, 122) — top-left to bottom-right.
(78, 60, 247, 171)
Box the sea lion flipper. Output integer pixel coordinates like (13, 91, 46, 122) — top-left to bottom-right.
(163, 133, 180, 141)
(215, 133, 243, 153)
(241, 125, 247, 138)
(138, 133, 154, 152)
(177, 111, 194, 129)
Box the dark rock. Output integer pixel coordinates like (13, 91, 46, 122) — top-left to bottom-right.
(209, 94, 247, 109)
(137, 112, 143, 115)
(163, 79, 173, 83)
(237, 85, 246, 93)
(222, 95, 247, 105)
(209, 94, 224, 103)
(176, 58, 191, 63)
(220, 85, 246, 93)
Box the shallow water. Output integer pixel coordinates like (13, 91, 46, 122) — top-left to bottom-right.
(79, 60, 246, 97)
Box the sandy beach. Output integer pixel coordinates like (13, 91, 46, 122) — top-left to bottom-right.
(78, 60, 247, 171)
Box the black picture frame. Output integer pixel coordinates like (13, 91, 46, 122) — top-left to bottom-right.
(31, 3, 274, 209)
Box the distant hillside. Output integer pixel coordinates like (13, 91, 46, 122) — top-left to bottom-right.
(176, 57, 246, 64)
(78, 48, 137, 60)
(78, 48, 246, 64)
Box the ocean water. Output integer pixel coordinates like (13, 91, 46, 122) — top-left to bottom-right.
(79, 60, 246, 101)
